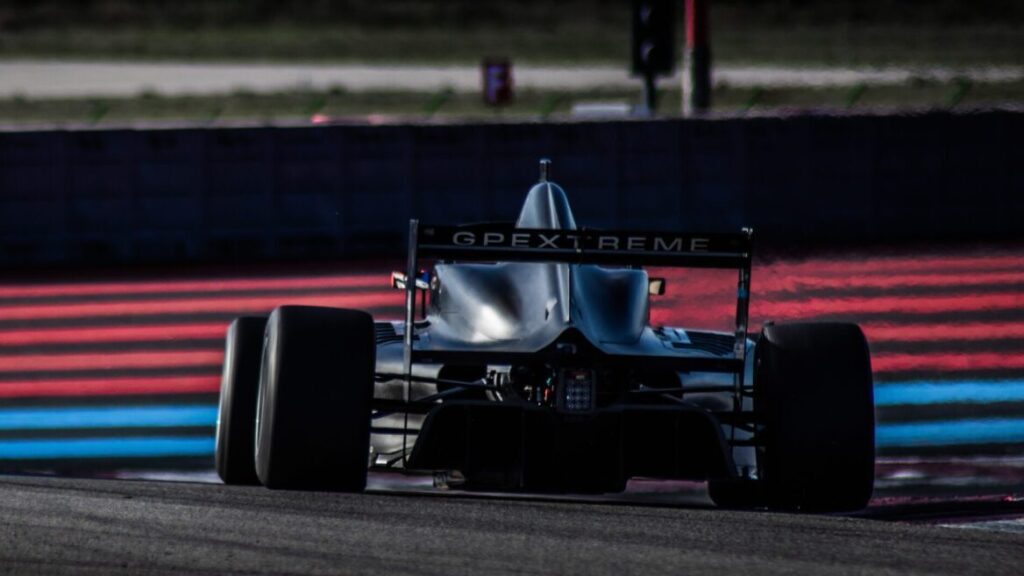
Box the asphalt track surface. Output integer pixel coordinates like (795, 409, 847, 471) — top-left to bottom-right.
(3, 61, 1023, 98)
(2, 474, 1022, 575)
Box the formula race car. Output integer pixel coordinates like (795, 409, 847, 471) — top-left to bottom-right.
(215, 159, 875, 512)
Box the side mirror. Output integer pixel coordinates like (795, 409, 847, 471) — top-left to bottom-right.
(648, 277, 666, 296)
(391, 271, 430, 291)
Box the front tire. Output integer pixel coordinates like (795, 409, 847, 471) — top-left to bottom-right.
(255, 305, 375, 491)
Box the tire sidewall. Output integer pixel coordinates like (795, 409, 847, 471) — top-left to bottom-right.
(215, 316, 267, 485)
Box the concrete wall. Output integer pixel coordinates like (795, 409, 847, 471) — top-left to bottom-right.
(1, 111, 1020, 266)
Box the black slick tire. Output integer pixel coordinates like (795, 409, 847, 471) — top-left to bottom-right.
(215, 316, 268, 485)
(255, 305, 375, 491)
(756, 322, 875, 512)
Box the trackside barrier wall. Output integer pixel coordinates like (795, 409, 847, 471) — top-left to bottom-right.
(0, 111, 1020, 266)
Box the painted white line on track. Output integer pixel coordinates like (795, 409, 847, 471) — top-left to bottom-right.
(941, 517, 1024, 534)
(116, 469, 221, 483)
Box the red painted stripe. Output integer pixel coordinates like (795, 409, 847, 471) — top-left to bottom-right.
(652, 291, 1023, 328)
(754, 253, 1024, 278)
(0, 350, 222, 372)
(1, 252, 1017, 303)
(0, 323, 229, 347)
(0, 291, 402, 321)
(650, 254, 1024, 287)
(649, 308, 731, 331)
(0, 376, 220, 398)
(872, 352, 1024, 373)
(862, 322, 1024, 343)
(646, 268, 1024, 302)
(755, 291, 1023, 319)
(754, 270, 1024, 293)
(0, 274, 387, 300)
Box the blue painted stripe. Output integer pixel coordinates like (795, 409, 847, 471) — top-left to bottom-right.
(0, 405, 217, 430)
(874, 380, 1024, 406)
(876, 418, 1024, 448)
(0, 437, 214, 459)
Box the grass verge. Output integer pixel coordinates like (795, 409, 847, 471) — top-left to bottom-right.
(0, 0, 1021, 67)
(1, 80, 1021, 127)
(1, 23, 1021, 67)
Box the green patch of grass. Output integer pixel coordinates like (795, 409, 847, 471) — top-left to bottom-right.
(1, 22, 1020, 67)
(0, 0, 1021, 67)
(1, 80, 1021, 127)
(0, 23, 629, 65)
(714, 80, 1024, 112)
(713, 24, 1023, 67)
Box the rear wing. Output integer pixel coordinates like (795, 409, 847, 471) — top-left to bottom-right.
(398, 220, 754, 399)
(416, 223, 751, 269)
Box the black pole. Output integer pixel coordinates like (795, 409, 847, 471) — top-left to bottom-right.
(632, 0, 673, 116)
(643, 69, 657, 114)
(689, 45, 711, 111)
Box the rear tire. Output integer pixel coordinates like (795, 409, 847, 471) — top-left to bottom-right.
(756, 322, 875, 512)
(255, 305, 375, 491)
(215, 316, 267, 485)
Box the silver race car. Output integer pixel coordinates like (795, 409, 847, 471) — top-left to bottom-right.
(215, 159, 875, 512)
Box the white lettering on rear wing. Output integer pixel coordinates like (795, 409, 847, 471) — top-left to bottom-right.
(418, 224, 752, 269)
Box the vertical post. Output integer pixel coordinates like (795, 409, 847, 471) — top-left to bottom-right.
(403, 219, 419, 404)
(401, 219, 419, 466)
(632, 0, 673, 116)
(732, 228, 753, 403)
(734, 268, 750, 362)
(683, 0, 712, 116)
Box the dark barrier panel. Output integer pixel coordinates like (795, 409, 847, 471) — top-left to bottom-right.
(1, 111, 1020, 266)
